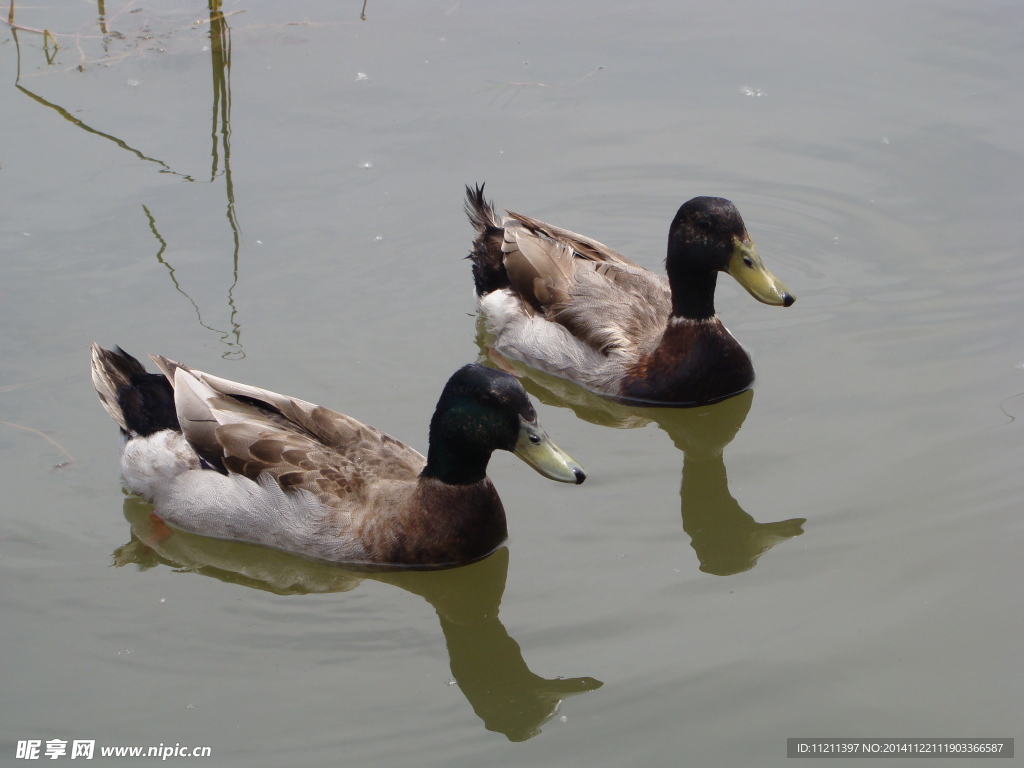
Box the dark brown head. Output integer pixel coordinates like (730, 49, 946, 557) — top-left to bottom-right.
(666, 197, 795, 319)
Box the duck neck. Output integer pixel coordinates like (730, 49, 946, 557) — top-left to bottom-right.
(422, 439, 492, 486)
(669, 266, 718, 321)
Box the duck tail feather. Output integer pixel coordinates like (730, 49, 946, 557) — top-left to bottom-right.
(464, 182, 501, 232)
(464, 183, 511, 296)
(90, 343, 179, 436)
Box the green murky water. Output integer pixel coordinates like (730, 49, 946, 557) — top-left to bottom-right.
(3, 2, 1022, 765)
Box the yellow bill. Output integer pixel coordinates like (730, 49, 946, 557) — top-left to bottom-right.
(513, 416, 586, 484)
(726, 236, 796, 307)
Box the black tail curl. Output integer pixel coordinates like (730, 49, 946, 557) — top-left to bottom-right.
(464, 183, 512, 297)
(92, 345, 180, 437)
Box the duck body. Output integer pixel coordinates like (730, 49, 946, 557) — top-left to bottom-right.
(90, 346, 584, 568)
(465, 185, 794, 406)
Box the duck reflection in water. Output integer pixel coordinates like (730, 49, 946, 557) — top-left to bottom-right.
(479, 339, 804, 575)
(114, 495, 601, 742)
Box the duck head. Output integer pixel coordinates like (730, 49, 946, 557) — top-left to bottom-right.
(666, 197, 795, 319)
(424, 365, 586, 486)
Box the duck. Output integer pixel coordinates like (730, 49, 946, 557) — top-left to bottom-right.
(465, 184, 795, 406)
(89, 344, 585, 569)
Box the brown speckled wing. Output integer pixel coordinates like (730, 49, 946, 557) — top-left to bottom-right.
(495, 219, 672, 357)
(501, 224, 576, 310)
(214, 421, 417, 510)
(503, 210, 641, 267)
(151, 355, 426, 507)
(555, 261, 672, 357)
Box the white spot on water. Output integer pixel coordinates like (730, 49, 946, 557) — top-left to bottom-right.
(356, 72, 368, 81)
(740, 86, 765, 97)
(127, 79, 142, 87)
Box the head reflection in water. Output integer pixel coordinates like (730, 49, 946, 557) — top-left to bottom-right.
(668, 390, 806, 575)
(114, 496, 602, 741)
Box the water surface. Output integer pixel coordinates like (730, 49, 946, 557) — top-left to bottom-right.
(2, 1, 1022, 765)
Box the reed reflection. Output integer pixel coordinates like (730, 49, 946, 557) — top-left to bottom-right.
(114, 495, 602, 742)
(7, 1, 244, 358)
(478, 332, 804, 575)
(206, 0, 245, 360)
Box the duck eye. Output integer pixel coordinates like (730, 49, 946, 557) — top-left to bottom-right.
(479, 393, 497, 408)
(696, 218, 711, 231)
(743, 256, 754, 267)
(528, 432, 541, 445)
